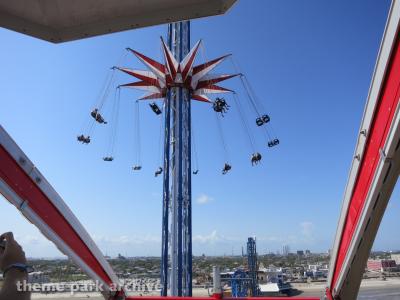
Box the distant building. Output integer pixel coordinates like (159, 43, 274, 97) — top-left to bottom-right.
(297, 250, 304, 256)
(282, 245, 290, 256)
(326, 249, 332, 257)
(257, 267, 284, 283)
(305, 250, 311, 256)
(391, 254, 400, 265)
(367, 259, 397, 272)
(117, 253, 127, 260)
(306, 264, 328, 278)
(28, 272, 49, 283)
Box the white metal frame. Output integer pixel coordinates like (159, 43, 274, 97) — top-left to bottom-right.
(0, 125, 120, 296)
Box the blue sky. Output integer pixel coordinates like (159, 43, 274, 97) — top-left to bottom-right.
(0, 0, 398, 258)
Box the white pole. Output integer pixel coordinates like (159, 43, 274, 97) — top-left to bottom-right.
(213, 266, 221, 295)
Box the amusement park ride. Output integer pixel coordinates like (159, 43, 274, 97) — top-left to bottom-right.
(1, 1, 400, 299)
(76, 19, 277, 297)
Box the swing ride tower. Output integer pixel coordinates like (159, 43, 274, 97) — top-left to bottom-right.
(115, 20, 245, 296)
(161, 21, 192, 297)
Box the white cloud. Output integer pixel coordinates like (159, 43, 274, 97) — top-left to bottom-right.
(193, 230, 221, 244)
(257, 234, 299, 244)
(17, 235, 43, 245)
(196, 194, 213, 205)
(93, 234, 160, 246)
(92, 234, 162, 256)
(14, 235, 63, 258)
(300, 221, 314, 240)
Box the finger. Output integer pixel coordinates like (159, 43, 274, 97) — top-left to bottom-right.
(2, 233, 19, 253)
(0, 232, 14, 243)
(0, 233, 7, 242)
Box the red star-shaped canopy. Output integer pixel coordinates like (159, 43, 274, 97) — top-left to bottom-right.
(116, 38, 240, 103)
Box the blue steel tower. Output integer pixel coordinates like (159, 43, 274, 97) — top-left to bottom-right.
(161, 21, 192, 297)
(115, 20, 237, 297)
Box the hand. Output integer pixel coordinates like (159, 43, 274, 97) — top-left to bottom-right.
(0, 232, 29, 300)
(0, 232, 27, 272)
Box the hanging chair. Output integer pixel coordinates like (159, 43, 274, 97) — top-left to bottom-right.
(256, 117, 264, 126)
(251, 152, 262, 165)
(213, 97, 230, 116)
(91, 108, 108, 124)
(149, 102, 162, 115)
(155, 167, 163, 177)
(262, 114, 270, 124)
(77, 134, 91, 144)
(222, 163, 232, 175)
(268, 139, 280, 147)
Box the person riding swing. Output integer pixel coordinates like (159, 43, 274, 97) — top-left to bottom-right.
(91, 108, 108, 124)
(251, 152, 262, 165)
(155, 167, 163, 177)
(77, 134, 90, 144)
(222, 163, 232, 175)
(213, 97, 230, 116)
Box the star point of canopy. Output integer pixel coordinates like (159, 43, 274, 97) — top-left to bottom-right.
(117, 40, 240, 102)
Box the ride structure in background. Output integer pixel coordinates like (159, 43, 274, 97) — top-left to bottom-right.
(230, 270, 251, 298)
(247, 237, 259, 297)
(229, 237, 259, 298)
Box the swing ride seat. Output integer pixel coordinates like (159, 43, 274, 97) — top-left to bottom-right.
(103, 157, 114, 162)
(77, 135, 90, 144)
(133, 165, 142, 171)
(251, 152, 262, 165)
(268, 139, 280, 147)
(149, 102, 162, 115)
(213, 97, 229, 114)
(256, 114, 270, 126)
(155, 167, 163, 177)
(262, 114, 270, 124)
(91, 108, 107, 124)
(95, 114, 107, 124)
(213, 103, 223, 112)
(90, 109, 98, 119)
(256, 117, 264, 126)
(193, 170, 199, 175)
(222, 163, 232, 175)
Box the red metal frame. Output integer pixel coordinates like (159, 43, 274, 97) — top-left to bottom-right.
(0, 145, 114, 287)
(329, 32, 400, 295)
